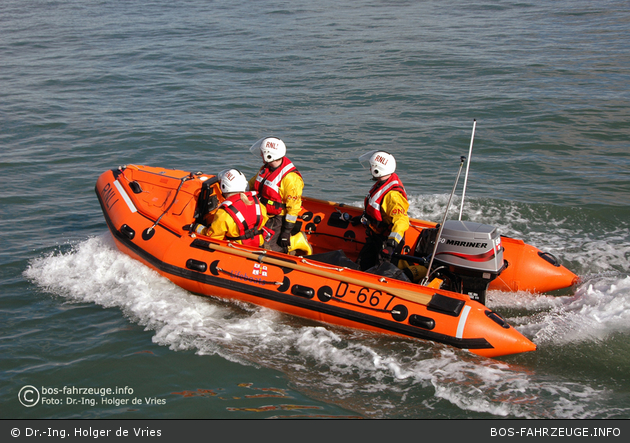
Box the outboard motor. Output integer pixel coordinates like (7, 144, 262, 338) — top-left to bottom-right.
(416, 220, 506, 305)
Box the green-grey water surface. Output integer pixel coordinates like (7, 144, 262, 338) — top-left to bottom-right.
(2, 0, 630, 419)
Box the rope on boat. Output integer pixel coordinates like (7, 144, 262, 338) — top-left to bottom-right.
(226, 242, 344, 272)
(299, 258, 345, 272)
(215, 266, 282, 286)
(225, 242, 271, 263)
(147, 172, 195, 234)
(226, 242, 267, 255)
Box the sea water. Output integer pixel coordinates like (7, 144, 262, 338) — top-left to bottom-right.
(2, 0, 630, 419)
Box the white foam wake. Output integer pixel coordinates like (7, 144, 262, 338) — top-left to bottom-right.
(23, 233, 627, 418)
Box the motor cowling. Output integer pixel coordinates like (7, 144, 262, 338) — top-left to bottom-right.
(416, 220, 506, 305)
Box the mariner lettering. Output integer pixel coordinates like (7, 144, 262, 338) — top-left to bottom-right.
(445, 240, 489, 248)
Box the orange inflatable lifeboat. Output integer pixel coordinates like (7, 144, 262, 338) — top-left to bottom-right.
(95, 165, 578, 358)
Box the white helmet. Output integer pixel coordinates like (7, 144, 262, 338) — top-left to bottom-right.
(359, 150, 396, 178)
(218, 168, 248, 194)
(249, 137, 286, 163)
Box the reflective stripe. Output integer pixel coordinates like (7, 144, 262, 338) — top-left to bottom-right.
(231, 202, 246, 225)
(367, 180, 400, 213)
(114, 180, 137, 213)
(364, 174, 407, 224)
(388, 232, 403, 243)
(219, 192, 264, 245)
(258, 161, 296, 194)
(253, 158, 301, 216)
(285, 213, 297, 223)
(456, 305, 471, 339)
(220, 200, 248, 229)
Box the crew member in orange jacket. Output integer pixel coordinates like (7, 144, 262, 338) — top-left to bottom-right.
(248, 137, 306, 253)
(356, 150, 410, 271)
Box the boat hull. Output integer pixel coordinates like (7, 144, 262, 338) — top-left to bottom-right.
(92, 164, 576, 358)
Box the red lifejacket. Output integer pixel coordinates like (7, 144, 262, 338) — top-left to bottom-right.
(252, 157, 302, 216)
(363, 173, 408, 233)
(220, 192, 265, 247)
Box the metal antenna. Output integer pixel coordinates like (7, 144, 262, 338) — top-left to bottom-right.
(459, 119, 476, 221)
(421, 156, 466, 286)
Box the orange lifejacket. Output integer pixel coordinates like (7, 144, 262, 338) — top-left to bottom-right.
(252, 157, 302, 216)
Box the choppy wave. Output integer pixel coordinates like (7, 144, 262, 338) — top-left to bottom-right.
(23, 231, 630, 418)
(504, 277, 630, 344)
(409, 193, 630, 277)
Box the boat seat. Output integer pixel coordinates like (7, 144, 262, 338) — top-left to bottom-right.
(193, 176, 220, 224)
(308, 250, 360, 270)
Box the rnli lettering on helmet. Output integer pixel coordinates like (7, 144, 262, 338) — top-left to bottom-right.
(225, 170, 235, 181)
(445, 239, 488, 248)
(265, 141, 277, 149)
(374, 154, 389, 165)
